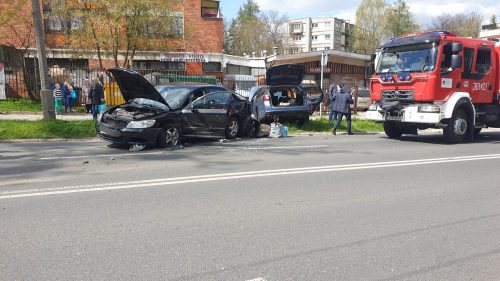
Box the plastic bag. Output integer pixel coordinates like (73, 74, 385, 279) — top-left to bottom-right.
(269, 122, 283, 138)
(98, 103, 108, 112)
(70, 90, 77, 99)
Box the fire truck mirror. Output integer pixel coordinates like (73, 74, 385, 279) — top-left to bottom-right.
(452, 42, 463, 53)
(370, 53, 376, 62)
(451, 54, 462, 69)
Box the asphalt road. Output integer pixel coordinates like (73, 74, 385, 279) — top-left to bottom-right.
(1, 130, 500, 281)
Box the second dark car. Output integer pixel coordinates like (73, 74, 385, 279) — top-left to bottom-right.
(96, 68, 255, 148)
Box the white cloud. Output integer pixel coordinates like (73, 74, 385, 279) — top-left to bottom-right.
(253, 0, 500, 26)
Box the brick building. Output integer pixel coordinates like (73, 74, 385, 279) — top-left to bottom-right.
(0, 0, 226, 98)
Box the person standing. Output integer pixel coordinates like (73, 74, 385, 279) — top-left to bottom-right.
(62, 80, 74, 113)
(328, 83, 339, 122)
(82, 78, 92, 114)
(52, 83, 63, 115)
(89, 78, 104, 120)
(331, 84, 354, 135)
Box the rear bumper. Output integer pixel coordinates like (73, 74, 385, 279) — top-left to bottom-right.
(262, 108, 311, 123)
(96, 122, 161, 146)
(366, 103, 443, 124)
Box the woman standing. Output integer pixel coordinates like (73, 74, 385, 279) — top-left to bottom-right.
(82, 79, 92, 114)
(62, 80, 74, 113)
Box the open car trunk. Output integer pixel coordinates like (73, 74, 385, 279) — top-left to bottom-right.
(269, 86, 305, 107)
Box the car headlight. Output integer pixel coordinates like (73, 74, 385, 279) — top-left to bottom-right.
(368, 103, 379, 111)
(418, 104, 440, 113)
(126, 119, 156, 129)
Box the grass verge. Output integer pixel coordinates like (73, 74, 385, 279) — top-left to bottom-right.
(285, 118, 383, 134)
(0, 99, 43, 112)
(0, 120, 96, 140)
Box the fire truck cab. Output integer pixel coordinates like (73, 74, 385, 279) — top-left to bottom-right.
(366, 30, 500, 143)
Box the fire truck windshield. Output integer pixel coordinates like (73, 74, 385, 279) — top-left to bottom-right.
(376, 43, 438, 74)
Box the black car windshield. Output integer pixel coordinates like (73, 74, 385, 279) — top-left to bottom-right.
(376, 43, 438, 74)
(155, 86, 192, 109)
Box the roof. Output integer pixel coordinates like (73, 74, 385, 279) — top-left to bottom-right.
(269, 50, 370, 67)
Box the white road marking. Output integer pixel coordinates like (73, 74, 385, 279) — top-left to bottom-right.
(213, 145, 329, 150)
(246, 278, 268, 281)
(2, 153, 500, 200)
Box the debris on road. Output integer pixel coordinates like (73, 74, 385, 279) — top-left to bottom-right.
(129, 144, 146, 152)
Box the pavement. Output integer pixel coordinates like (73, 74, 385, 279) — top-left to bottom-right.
(0, 112, 93, 121)
(1, 131, 500, 280)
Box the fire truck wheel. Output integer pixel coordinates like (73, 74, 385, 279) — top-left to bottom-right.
(383, 122, 404, 139)
(444, 109, 468, 143)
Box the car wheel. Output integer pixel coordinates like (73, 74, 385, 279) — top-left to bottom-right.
(225, 117, 239, 139)
(245, 121, 258, 138)
(383, 121, 404, 139)
(157, 124, 181, 148)
(443, 109, 468, 144)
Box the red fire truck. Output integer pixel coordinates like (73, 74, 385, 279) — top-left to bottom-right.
(366, 31, 500, 143)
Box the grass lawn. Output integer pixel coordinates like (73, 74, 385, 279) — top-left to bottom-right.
(285, 118, 383, 134)
(0, 99, 43, 112)
(0, 120, 96, 140)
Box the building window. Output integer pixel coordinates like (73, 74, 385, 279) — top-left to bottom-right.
(312, 23, 319, 28)
(311, 48, 318, 51)
(294, 35, 302, 41)
(133, 61, 185, 71)
(325, 34, 331, 40)
(312, 35, 318, 41)
(203, 62, 222, 72)
(325, 47, 330, 50)
(290, 47, 300, 54)
(201, 0, 220, 18)
(325, 22, 331, 28)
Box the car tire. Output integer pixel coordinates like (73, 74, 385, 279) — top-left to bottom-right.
(225, 117, 239, 139)
(443, 109, 468, 144)
(157, 124, 181, 148)
(383, 121, 404, 139)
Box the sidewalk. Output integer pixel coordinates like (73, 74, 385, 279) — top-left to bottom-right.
(0, 112, 93, 121)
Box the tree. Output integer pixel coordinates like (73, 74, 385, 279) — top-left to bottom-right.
(353, 0, 388, 54)
(0, 0, 38, 100)
(490, 15, 497, 26)
(383, 0, 419, 38)
(428, 12, 483, 38)
(51, 0, 180, 69)
(224, 1, 289, 56)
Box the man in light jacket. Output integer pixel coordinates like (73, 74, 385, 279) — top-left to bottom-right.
(331, 84, 354, 135)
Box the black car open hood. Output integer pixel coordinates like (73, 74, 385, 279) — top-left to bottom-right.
(108, 68, 170, 108)
(266, 64, 305, 86)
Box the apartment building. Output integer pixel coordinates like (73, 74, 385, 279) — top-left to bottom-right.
(285, 17, 355, 54)
(480, 23, 500, 40)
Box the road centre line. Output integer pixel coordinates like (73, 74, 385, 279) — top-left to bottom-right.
(2, 153, 500, 200)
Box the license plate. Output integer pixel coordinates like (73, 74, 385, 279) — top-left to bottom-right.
(385, 115, 402, 121)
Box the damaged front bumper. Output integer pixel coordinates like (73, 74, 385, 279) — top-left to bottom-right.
(96, 122, 162, 146)
(366, 102, 443, 125)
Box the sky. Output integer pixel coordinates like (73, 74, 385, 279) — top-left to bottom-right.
(221, 0, 500, 26)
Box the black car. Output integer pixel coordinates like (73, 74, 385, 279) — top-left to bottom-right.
(96, 68, 255, 148)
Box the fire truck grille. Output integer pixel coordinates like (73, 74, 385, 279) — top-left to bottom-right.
(382, 90, 414, 102)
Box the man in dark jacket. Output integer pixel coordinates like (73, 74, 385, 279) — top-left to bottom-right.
(89, 78, 104, 119)
(331, 85, 354, 135)
(328, 83, 339, 122)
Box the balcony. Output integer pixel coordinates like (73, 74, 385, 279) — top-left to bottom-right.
(290, 23, 303, 34)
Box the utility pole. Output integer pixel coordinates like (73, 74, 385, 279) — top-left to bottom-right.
(31, 0, 55, 120)
(319, 51, 328, 119)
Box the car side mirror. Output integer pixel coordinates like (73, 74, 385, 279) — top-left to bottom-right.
(452, 43, 463, 53)
(451, 54, 462, 69)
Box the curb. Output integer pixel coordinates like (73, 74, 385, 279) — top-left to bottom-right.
(0, 137, 100, 143)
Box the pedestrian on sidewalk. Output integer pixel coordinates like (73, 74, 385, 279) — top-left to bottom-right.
(331, 84, 354, 135)
(62, 80, 74, 113)
(82, 78, 92, 114)
(53, 83, 63, 114)
(328, 82, 340, 123)
(89, 78, 104, 120)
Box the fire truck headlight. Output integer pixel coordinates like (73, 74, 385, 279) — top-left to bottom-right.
(418, 104, 440, 113)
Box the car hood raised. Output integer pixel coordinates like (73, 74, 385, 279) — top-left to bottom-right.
(266, 64, 305, 86)
(108, 68, 170, 108)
